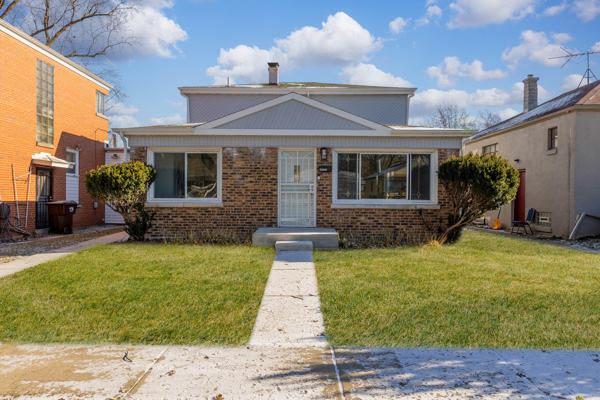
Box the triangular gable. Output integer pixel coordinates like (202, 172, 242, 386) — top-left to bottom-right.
(199, 93, 389, 132)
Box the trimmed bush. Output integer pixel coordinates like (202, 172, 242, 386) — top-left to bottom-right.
(437, 153, 519, 243)
(86, 161, 156, 241)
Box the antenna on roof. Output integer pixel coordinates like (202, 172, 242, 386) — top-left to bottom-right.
(548, 47, 600, 87)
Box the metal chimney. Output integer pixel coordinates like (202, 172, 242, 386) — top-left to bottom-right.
(268, 62, 279, 85)
(523, 74, 539, 112)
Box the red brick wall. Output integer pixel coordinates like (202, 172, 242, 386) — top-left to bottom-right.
(316, 148, 459, 246)
(133, 147, 279, 242)
(0, 28, 108, 233)
(133, 146, 459, 245)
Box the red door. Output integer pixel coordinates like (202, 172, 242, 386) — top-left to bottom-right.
(514, 170, 526, 222)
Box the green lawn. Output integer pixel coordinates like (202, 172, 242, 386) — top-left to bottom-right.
(316, 230, 600, 349)
(0, 244, 273, 345)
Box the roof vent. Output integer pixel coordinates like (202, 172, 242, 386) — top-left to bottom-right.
(268, 62, 279, 85)
(523, 74, 539, 112)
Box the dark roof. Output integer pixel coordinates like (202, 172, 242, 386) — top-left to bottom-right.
(470, 80, 600, 142)
(190, 82, 413, 89)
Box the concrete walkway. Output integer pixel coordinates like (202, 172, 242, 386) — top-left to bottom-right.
(249, 249, 327, 348)
(0, 231, 128, 278)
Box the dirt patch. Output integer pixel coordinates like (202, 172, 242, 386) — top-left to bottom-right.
(0, 346, 112, 398)
(0, 256, 16, 264)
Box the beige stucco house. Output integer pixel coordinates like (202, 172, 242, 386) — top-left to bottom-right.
(464, 77, 600, 239)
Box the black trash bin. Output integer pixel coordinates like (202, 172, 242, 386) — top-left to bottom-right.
(47, 201, 78, 234)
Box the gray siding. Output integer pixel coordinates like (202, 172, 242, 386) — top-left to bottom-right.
(128, 135, 463, 149)
(188, 94, 278, 122)
(187, 93, 409, 125)
(312, 94, 408, 125)
(215, 100, 369, 130)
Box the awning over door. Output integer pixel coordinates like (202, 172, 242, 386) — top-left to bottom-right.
(31, 152, 69, 169)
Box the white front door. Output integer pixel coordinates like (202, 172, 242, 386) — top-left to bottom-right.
(278, 150, 316, 227)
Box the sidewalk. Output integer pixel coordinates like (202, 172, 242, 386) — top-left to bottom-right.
(0, 230, 128, 279)
(249, 249, 327, 348)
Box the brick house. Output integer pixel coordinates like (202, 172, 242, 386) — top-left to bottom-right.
(114, 63, 471, 247)
(0, 19, 111, 234)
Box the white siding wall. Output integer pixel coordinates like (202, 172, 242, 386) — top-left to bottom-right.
(104, 150, 125, 224)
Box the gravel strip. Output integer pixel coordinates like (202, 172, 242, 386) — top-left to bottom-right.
(0, 226, 123, 260)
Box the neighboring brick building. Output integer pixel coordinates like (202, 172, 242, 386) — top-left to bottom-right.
(116, 63, 470, 247)
(0, 18, 111, 234)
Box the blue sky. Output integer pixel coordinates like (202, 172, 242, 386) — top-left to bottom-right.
(105, 0, 600, 127)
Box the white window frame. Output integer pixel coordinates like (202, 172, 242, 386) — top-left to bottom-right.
(66, 148, 79, 176)
(96, 91, 106, 116)
(332, 148, 438, 207)
(147, 147, 222, 206)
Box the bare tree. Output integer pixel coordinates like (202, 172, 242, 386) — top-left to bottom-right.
(427, 104, 476, 130)
(478, 110, 502, 130)
(2, 0, 132, 58)
(0, 0, 19, 18)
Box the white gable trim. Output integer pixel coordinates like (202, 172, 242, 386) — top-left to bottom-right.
(198, 93, 391, 132)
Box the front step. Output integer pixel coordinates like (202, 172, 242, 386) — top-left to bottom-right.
(275, 240, 314, 252)
(253, 228, 339, 249)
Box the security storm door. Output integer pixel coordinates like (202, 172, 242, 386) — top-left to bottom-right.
(278, 150, 316, 227)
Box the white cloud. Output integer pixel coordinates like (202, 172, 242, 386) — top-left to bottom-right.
(341, 63, 412, 87)
(150, 113, 185, 125)
(410, 80, 550, 119)
(108, 102, 140, 128)
(562, 74, 584, 90)
(448, 0, 535, 28)
(592, 41, 600, 52)
(121, 2, 188, 58)
(471, 88, 512, 106)
(427, 56, 507, 87)
(417, 4, 443, 26)
(207, 12, 382, 84)
(206, 45, 275, 84)
(17, 0, 187, 59)
(502, 30, 571, 69)
(389, 17, 408, 34)
(498, 107, 520, 119)
(543, 2, 567, 16)
(510, 81, 551, 103)
(573, 0, 600, 21)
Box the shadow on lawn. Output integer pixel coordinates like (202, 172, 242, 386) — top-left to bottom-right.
(255, 346, 600, 399)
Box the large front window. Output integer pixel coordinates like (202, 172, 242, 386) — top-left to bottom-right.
(335, 151, 434, 203)
(152, 151, 219, 201)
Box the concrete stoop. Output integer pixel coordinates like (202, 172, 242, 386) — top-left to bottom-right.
(274, 240, 313, 252)
(252, 227, 339, 250)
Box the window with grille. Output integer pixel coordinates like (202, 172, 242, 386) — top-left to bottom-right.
(36, 60, 54, 146)
(482, 143, 497, 155)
